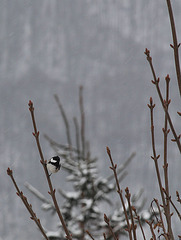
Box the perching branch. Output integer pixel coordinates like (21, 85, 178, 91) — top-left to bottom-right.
(28, 100, 72, 240)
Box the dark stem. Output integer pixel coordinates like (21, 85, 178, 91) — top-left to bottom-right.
(28, 100, 72, 240)
(163, 76, 174, 239)
(148, 98, 166, 209)
(145, 49, 181, 153)
(165, 0, 181, 96)
(7, 168, 49, 240)
(106, 147, 133, 240)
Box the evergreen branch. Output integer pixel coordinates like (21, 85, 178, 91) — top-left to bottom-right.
(28, 100, 72, 240)
(44, 134, 78, 153)
(54, 94, 73, 158)
(107, 152, 135, 182)
(24, 182, 53, 205)
(79, 86, 85, 159)
(73, 117, 81, 160)
(7, 168, 49, 240)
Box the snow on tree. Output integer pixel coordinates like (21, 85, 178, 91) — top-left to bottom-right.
(25, 87, 155, 239)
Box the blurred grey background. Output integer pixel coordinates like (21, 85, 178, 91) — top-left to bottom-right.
(0, 0, 181, 239)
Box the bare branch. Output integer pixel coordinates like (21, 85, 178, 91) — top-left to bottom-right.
(145, 49, 181, 153)
(165, 0, 181, 96)
(7, 168, 49, 240)
(28, 100, 72, 240)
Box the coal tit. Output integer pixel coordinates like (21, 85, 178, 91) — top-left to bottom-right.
(47, 156, 61, 175)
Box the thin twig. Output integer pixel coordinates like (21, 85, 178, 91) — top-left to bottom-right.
(106, 147, 133, 240)
(132, 207, 146, 240)
(163, 188, 181, 220)
(147, 98, 166, 209)
(146, 220, 156, 240)
(86, 230, 95, 240)
(28, 100, 72, 240)
(153, 199, 167, 236)
(103, 233, 107, 240)
(7, 168, 49, 240)
(176, 191, 181, 204)
(165, 0, 181, 96)
(107, 152, 135, 182)
(163, 75, 173, 238)
(125, 187, 137, 240)
(145, 49, 181, 153)
(104, 214, 118, 240)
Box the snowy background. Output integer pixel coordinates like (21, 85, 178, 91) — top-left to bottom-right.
(0, 0, 181, 239)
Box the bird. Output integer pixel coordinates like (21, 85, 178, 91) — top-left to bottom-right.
(47, 156, 61, 175)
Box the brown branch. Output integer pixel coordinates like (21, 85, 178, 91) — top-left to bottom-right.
(106, 147, 133, 240)
(163, 75, 174, 239)
(103, 233, 107, 240)
(153, 199, 167, 237)
(148, 98, 166, 209)
(85, 230, 95, 240)
(28, 100, 72, 240)
(163, 188, 181, 220)
(146, 220, 156, 240)
(165, 0, 181, 96)
(132, 207, 146, 240)
(104, 214, 118, 240)
(145, 49, 181, 153)
(176, 191, 181, 204)
(125, 187, 137, 240)
(7, 168, 49, 240)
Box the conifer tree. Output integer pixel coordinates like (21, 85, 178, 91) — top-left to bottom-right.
(26, 87, 155, 239)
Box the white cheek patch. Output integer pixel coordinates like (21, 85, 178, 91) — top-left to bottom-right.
(50, 158, 57, 163)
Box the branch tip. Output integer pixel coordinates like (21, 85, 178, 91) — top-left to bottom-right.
(165, 74, 170, 82)
(106, 146, 111, 155)
(28, 100, 34, 111)
(7, 167, 13, 176)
